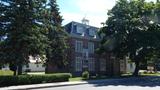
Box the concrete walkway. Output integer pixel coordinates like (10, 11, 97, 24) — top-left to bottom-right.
(0, 81, 88, 90)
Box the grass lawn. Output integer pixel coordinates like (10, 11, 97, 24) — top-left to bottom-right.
(69, 77, 83, 81)
(141, 73, 160, 76)
(27, 72, 45, 75)
(0, 70, 13, 76)
(69, 76, 110, 82)
(121, 72, 160, 77)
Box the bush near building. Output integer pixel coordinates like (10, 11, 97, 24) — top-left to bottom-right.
(82, 71, 90, 79)
(0, 73, 72, 87)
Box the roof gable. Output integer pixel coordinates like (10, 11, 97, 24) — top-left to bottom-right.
(64, 21, 100, 40)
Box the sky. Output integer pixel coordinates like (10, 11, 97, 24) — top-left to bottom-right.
(57, 0, 156, 27)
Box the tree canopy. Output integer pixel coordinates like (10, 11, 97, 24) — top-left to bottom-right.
(0, 0, 49, 75)
(0, 0, 69, 75)
(99, 0, 160, 76)
(45, 0, 68, 73)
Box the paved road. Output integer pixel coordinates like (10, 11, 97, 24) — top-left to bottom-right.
(32, 76, 160, 90)
(32, 84, 160, 90)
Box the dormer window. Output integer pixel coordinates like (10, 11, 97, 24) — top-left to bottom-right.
(76, 26, 83, 34)
(94, 35, 97, 39)
(89, 29, 95, 36)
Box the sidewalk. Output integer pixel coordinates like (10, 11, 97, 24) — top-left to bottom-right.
(0, 78, 116, 90)
(0, 78, 137, 90)
(0, 81, 89, 90)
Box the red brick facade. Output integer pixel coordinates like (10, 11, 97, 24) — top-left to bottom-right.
(47, 21, 120, 76)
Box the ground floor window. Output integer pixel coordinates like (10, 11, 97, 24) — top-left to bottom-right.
(75, 57, 82, 71)
(100, 59, 106, 71)
(88, 58, 95, 71)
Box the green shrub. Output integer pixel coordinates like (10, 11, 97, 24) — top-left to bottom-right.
(0, 73, 72, 87)
(29, 75, 45, 84)
(82, 71, 89, 79)
(17, 75, 31, 85)
(0, 76, 18, 86)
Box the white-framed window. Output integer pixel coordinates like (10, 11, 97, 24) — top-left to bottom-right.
(76, 26, 83, 34)
(88, 42, 94, 53)
(75, 40, 83, 53)
(88, 58, 95, 71)
(100, 59, 106, 71)
(89, 29, 95, 36)
(75, 57, 82, 71)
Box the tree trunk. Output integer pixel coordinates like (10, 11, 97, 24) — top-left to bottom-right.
(13, 70, 17, 76)
(17, 64, 22, 75)
(133, 60, 140, 76)
(45, 63, 49, 74)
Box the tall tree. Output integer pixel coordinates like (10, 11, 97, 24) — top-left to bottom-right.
(99, 0, 160, 76)
(0, 0, 48, 75)
(45, 0, 68, 73)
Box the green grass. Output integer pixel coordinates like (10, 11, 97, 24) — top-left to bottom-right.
(69, 76, 110, 82)
(27, 72, 45, 75)
(69, 77, 83, 81)
(0, 70, 13, 76)
(141, 73, 160, 76)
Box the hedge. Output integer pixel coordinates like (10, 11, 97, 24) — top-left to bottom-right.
(0, 73, 72, 87)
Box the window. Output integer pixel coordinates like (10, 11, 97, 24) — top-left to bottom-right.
(75, 40, 83, 52)
(83, 59, 88, 68)
(88, 58, 95, 71)
(26, 64, 29, 68)
(88, 42, 94, 53)
(75, 57, 82, 71)
(100, 59, 106, 71)
(76, 26, 83, 34)
(89, 29, 95, 36)
(36, 64, 39, 67)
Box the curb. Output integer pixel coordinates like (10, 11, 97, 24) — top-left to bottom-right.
(23, 82, 88, 90)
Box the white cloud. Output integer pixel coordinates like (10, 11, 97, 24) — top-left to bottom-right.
(60, 0, 156, 27)
(62, 12, 107, 27)
(75, 0, 116, 27)
(62, 12, 83, 24)
(77, 0, 116, 14)
(61, 0, 116, 27)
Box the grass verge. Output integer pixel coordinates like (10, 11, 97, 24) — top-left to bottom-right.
(0, 70, 13, 76)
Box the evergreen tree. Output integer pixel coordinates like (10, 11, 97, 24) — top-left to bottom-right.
(0, 0, 48, 75)
(45, 0, 68, 73)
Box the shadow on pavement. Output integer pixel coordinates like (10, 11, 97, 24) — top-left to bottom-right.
(87, 76, 160, 87)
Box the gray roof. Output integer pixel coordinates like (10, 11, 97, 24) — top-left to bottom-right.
(64, 21, 100, 41)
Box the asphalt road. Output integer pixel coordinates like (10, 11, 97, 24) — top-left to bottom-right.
(32, 84, 160, 90)
(32, 76, 160, 90)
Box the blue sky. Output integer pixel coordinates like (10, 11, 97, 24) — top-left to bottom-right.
(57, 0, 156, 27)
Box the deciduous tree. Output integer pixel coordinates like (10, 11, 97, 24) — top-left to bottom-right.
(99, 0, 160, 76)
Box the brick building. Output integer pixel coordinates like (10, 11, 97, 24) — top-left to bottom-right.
(46, 19, 120, 76)
(63, 20, 120, 76)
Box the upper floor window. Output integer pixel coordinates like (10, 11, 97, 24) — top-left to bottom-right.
(89, 29, 95, 36)
(100, 59, 106, 71)
(88, 58, 95, 71)
(75, 40, 83, 53)
(76, 26, 83, 34)
(88, 42, 94, 53)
